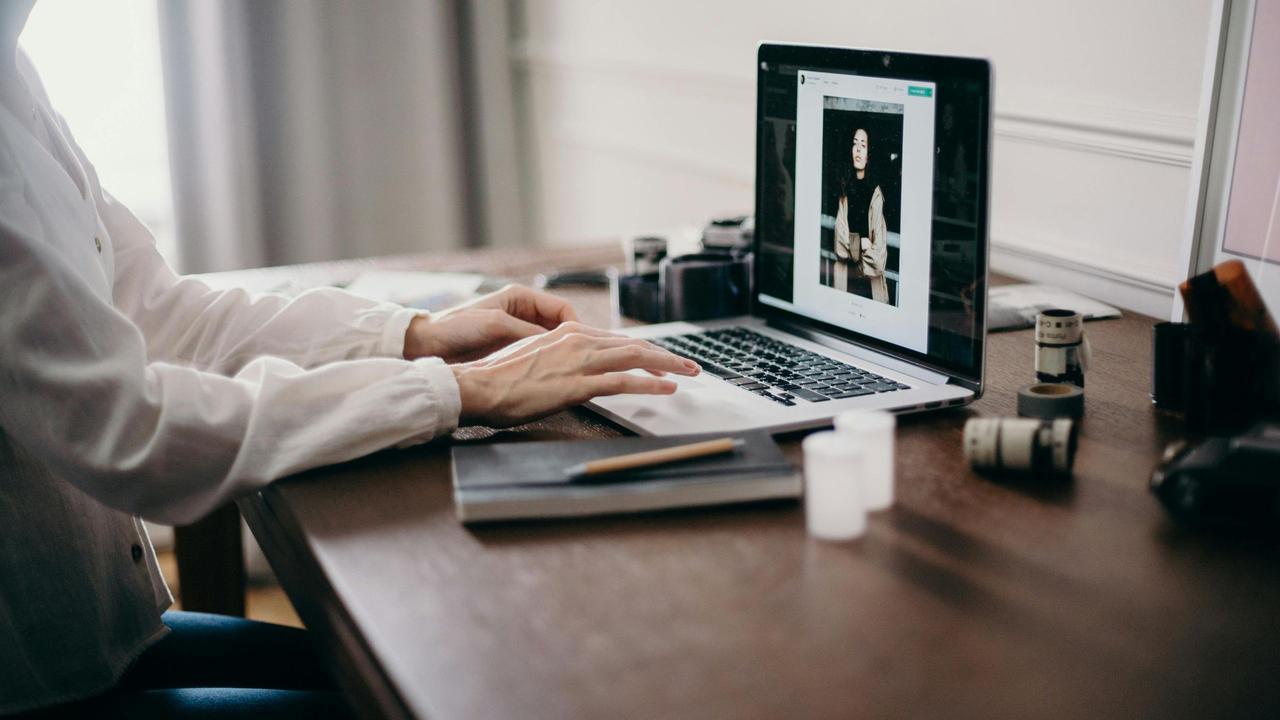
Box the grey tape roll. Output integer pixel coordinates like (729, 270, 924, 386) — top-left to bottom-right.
(1017, 383, 1084, 419)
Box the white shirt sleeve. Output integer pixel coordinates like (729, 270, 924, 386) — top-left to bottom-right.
(0, 55, 462, 525)
(56, 119, 421, 373)
(0, 212, 460, 526)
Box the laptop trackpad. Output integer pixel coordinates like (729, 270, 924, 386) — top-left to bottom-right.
(593, 372, 760, 433)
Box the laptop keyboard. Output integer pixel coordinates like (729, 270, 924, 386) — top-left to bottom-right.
(650, 327, 909, 406)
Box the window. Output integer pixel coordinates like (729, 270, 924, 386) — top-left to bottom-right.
(21, 0, 179, 269)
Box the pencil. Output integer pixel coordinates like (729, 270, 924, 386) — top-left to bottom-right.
(566, 437, 744, 479)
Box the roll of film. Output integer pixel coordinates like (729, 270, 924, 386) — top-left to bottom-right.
(964, 417, 1076, 476)
(1035, 309, 1089, 387)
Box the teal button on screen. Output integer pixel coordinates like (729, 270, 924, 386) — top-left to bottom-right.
(908, 86, 933, 97)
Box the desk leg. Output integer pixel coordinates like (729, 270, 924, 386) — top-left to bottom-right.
(174, 503, 246, 617)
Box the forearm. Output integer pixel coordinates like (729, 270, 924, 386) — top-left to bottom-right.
(105, 186, 421, 373)
(3, 233, 458, 526)
(122, 271, 423, 372)
(4, 349, 458, 527)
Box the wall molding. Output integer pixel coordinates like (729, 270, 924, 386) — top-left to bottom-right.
(511, 43, 1198, 168)
(996, 98, 1196, 168)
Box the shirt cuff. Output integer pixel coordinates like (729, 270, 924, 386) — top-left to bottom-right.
(377, 307, 428, 359)
(396, 357, 462, 448)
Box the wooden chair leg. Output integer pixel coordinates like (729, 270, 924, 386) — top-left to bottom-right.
(173, 503, 246, 617)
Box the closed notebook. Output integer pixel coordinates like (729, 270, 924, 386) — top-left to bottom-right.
(451, 430, 799, 523)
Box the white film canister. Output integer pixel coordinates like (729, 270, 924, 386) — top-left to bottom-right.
(802, 431, 866, 541)
(834, 409, 896, 510)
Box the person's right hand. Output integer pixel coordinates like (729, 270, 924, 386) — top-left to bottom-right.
(450, 322, 700, 427)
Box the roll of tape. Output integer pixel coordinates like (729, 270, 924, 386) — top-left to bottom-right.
(1017, 383, 1084, 419)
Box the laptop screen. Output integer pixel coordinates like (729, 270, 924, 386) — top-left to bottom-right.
(754, 45, 990, 384)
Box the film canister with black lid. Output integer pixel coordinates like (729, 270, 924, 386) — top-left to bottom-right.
(1035, 309, 1088, 387)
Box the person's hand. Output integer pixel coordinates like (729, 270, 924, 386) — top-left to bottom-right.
(403, 284, 579, 363)
(451, 322, 700, 427)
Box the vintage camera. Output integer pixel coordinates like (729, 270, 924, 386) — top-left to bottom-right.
(613, 217, 754, 323)
(1151, 421, 1280, 528)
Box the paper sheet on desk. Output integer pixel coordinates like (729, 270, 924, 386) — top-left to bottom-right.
(343, 271, 485, 311)
(989, 283, 1121, 332)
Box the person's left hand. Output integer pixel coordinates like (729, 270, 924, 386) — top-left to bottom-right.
(403, 284, 579, 363)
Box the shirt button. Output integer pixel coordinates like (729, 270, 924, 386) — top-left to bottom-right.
(131, 544, 143, 563)
(94, 237, 102, 253)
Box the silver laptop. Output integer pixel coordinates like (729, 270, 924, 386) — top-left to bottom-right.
(589, 44, 992, 436)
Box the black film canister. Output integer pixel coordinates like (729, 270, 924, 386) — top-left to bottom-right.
(1151, 321, 1193, 411)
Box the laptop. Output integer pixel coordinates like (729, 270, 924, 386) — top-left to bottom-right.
(588, 43, 992, 436)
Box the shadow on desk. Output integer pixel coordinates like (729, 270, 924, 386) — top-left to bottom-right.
(467, 498, 800, 547)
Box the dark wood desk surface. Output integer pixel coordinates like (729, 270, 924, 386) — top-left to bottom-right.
(238, 246, 1280, 720)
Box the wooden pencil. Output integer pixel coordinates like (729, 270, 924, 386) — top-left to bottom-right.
(566, 437, 743, 478)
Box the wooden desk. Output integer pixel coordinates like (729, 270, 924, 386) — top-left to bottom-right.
(236, 246, 1280, 720)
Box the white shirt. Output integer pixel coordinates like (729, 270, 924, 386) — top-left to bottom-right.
(0, 51, 460, 713)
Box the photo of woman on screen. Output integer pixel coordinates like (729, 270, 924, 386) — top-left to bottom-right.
(818, 96, 902, 306)
(833, 127, 890, 303)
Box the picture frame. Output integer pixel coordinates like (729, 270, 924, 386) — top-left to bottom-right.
(1176, 0, 1280, 319)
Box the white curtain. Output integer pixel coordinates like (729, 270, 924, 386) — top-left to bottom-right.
(158, 0, 473, 273)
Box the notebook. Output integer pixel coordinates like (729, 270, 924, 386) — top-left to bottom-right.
(988, 283, 1120, 332)
(451, 430, 800, 523)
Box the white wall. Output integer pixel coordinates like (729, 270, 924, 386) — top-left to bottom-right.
(510, 0, 1214, 316)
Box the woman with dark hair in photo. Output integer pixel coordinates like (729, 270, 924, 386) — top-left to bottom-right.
(833, 127, 889, 303)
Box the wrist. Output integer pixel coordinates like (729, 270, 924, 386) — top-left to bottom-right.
(403, 316, 434, 360)
(451, 364, 492, 425)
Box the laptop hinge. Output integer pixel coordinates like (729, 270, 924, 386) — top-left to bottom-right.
(766, 318, 951, 386)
